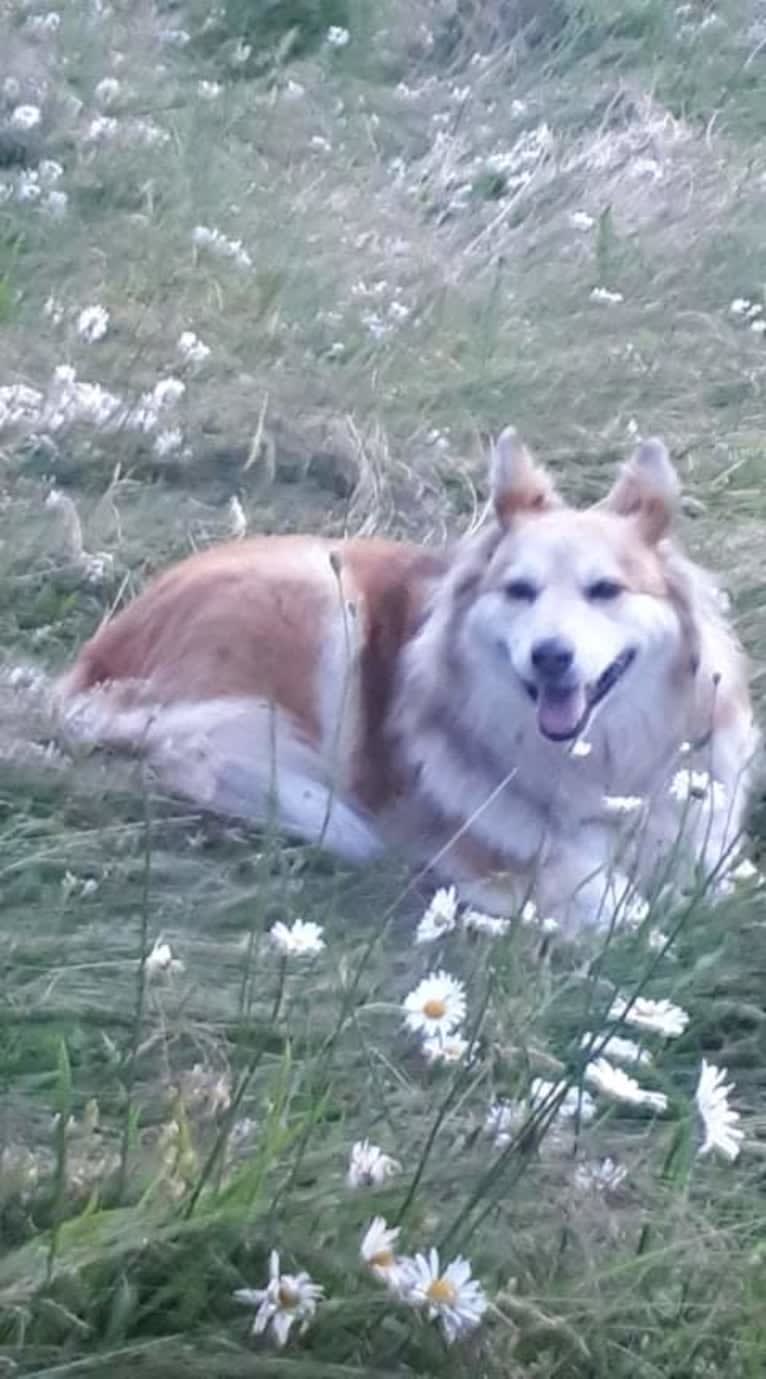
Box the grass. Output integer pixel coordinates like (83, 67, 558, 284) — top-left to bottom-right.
(1, 0, 766, 1373)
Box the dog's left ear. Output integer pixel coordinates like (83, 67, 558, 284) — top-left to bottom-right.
(604, 437, 680, 544)
(490, 426, 560, 526)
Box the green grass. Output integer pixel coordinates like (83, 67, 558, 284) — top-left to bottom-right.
(1, 0, 766, 1374)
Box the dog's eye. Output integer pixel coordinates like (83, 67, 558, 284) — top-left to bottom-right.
(586, 579, 624, 601)
(504, 579, 538, 602)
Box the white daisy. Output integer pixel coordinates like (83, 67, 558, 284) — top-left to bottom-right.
(347, 1138, 400, 1188)
(729, 857, 762, 885)
(268, 919, 325, 958)
(462, 908, 511, 937)
(730, 298, 751, 315)
(145, 937, 183, 979)
(403, 971, 466, 1038)
(415, 886, 459, 944)
(574, 1156, 627, 1193)
(154, 428, 183, 457)
(10, 104, 42, 131)
(669, 768, 727, 809)
(530, 1078, 596, 1123)
(77, 305, 109, 343)
(647, 927, 672, 952)
(326, 25, 351, 46)
(198, 80, 223, 100)
(571, 738, 592, 757)
(95, 77, 121, 107)
(591, 286, 624, 305)
(602, 794, 644, 814)
(580, 1032, 651, 1066)
(234, 1250, 323, 1348)
(484, 1098, 519, 1148)
(609, 994, 689, 1038)
(570, 210, 595, 230)
(585, 1057, 668, 1112)
(360, 1217, 402, 1286)
(421, 1030, 470, 1065)
(177, 330, 211, 365)
(695, 1059, 743, 1162)
(398, 1247, 487, 1344)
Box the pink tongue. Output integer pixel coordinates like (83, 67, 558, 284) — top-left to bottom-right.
(537, 685, 587, 740)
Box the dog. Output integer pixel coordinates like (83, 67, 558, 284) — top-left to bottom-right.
(55, 429, 758, 930)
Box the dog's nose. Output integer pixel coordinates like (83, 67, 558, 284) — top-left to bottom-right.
(531, 637, 574, 680)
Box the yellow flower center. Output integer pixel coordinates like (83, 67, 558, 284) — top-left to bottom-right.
(427, 1277, 457, 1306)
(423, 998, 447, 1019)
(277, 1283, 301, 1309)
(369, 1248, 394, 1269)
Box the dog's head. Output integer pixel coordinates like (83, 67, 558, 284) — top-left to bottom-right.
(460, 427, 693, 743)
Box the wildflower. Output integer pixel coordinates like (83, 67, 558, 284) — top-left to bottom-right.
(403, 971, 466, 1038)
(145, 937, 184, 978)
(696, 1059, 743, 1161)
(77, 305, 110, 342)
(585, 1056, 668, 1112)
(181, 1064, 232, 1116)
(751, 319, 766, 336)
(10, 104, 42, 131)
(574, 1156, 627, 1193)
(198, 80, 223, 100)
(415, 885, 459, 944)
(609, 994, 689, 1038)
(150, 377, 185, 408)
(360, 1217, 402, 1285)
(746, 302, 763, 319)
(326, 25, 351, 47)
(347, 1139, 400, 1188)
(399, 1248, 487, 1344)
(231, 39, 252, 65)
(580, 1032, 651, 1066)
(234, 1250, 323, 1348)
(669, 768, 727, 808)
(0, 383, 44, 428)
(463, 908, 511, 937)
(192, 224, 252, 269)
(570, 210, 595, 230)
(154, 427, 183, 457)
(43, 190, 68, 217)
(228, 495, 247, 537)
(95, 77, 121, 107)
(647, 927, 671, 952)
(530, 1078, 596, 1123)
(85, 115, 118, 142)
(17, 171, 41, 202)
(603, 794, 644, 814)
(485, 1099, 517, 1147)
(39, 159, 63, 184)
(591, 287, 624, 305)
(571, 738, 592, 757)
(729, 857, 762, 885)
(269, 918, 325, 958)
(177, 330, 211, 365)
(159, 27, 191, 47)
(421, 1030, 470, 1065)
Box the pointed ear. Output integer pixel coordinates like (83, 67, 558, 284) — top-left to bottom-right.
(490, 426, 560, 526)
(603, 437, 680, 544)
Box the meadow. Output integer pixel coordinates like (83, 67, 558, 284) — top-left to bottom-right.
(1, 0, 766, 1374)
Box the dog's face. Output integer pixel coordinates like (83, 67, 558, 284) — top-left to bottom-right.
(462, 431, 691, 742)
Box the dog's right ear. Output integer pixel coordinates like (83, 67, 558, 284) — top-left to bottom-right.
(490, 426, 560, 527)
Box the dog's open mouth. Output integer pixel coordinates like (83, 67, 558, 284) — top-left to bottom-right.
(523, 647, 637, 742)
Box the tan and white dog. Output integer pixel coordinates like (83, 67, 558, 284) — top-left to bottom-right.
(56, 430, 758, 929)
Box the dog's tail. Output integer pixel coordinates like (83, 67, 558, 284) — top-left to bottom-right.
(56, 681, 384, 862)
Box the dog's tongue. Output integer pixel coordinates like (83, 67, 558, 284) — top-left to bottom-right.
(537, 684, 587, 740)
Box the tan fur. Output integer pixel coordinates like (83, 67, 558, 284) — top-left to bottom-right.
(57, 431, 759, 930)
